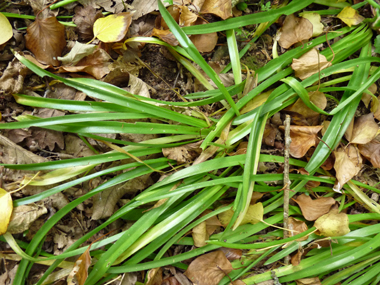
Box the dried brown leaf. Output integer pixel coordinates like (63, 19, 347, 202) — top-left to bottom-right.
(192, 221, 208, 247)
(288, 125, 322, 158)
(7, 204, 47, 234)
(25, 17, 66, 66)
(73, 5, 103, 40)
(279, 14, 313, 49)
(296, 277, 321, 285)
(287, 91, 327, 120)
(333, 145, 362, 191)
(200, 0, 232, 20)
(349, 113, 378, 145)
(0, 56, 29, 96)
(179, 6, 198, 26)
(161, 5, 181, 29)
(146, 268, 163, 285)
(185, 250, 233, 285)
(358, 136, 380, 168)
(291, 49, 331, 80)
(162, 141, 202, 164)
(362, 83, 377, 108)
(291, 250, 303, 266)
(288, 217, 309, 241)
(152, 28, 179, 46)
(190, 18, 218, 52)
(219, 247, 243, 261)
(293, 194, 335, 221)
(68, 246, 91, 285)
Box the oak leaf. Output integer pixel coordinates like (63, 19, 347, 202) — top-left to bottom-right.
(293, 194, 335, 221)
(25, 17, 66, 66)
(279, 14, 313, 49)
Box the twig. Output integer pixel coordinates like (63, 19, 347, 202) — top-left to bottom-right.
(283, 114, 291, 265)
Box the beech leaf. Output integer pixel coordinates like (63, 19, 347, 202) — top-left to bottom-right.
(349, 113, 379, 145)
(291, 49, 331, 80)
(337, 6, 365, 27)
(200, 0, 232, 20)
(25, 17, 66, 66)
(288, 217, 309, 241)
(279, 14, 313, 49)
(287, 125, 322, 158)
(0, 188, 12, 236)
(0, 13, 13, 45)
(93, 12, 132, 43)
(179, 5, 198, 27)
(314, 208, 350, 237)
(190, 18, 218, 52)
(293, 194, 335, 221)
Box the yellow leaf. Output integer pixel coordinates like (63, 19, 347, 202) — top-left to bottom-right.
(337, 6, 364, 27)
(301, 13, 324, 37)
(0, 13, 13, 45)
(314, 208, 350, 237)
(93, 12, 132, 43)
(218, 203, 263, 226)
(0, 188, 13, 235)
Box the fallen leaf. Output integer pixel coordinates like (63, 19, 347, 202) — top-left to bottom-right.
(232, 281, 246, 285)
(25, 17, 66, 66)
(296, 277, 321, 285)
(288, 217, 309, 241)
(67, 246, 91, 285)
(192, 221, 208, 247)
(93, 12, 132, 43)
(200, 0, 232, 20)
(161, 5, 181, 29)
(362, 83, 377, 108)
(279, 14, 313, 49)
(218, 203, 263, 226)
(162, 141, 202, 163)
(241, 90, 272, 114)
(349, 113, 378, 145)
(358, 136, 380, 168)
(185, 250, 233, 285)
(146, 268, 163, 285)
(301, 13, 324, 37)
(7, 204, 47, 234)
(337, 6, 365, 27)
(152, 28, 179, 46)
(58, 42, 97, 66)
(287, 91, 327, 120)
(190, 18, 218, 52)
(333, 145, 362, 191)
(293, 194, 335, 221)
(0, 56, 29, 96)
(251, 191, 264, 204)
(179, 5, 198, 27)
(219, 247, 242, 261)
(287, 125, 323, 158)
(73, 5, 104, 40)
(0, 13, 13, 45)
(291, 250, 303, 266)
(0, 188, 12, 235)
(291, 49, 332, 80)
(263, 122, 277, 147)
(228, 141, 248, 156)
(96, 0, 126, 13)
(314, 208, 350, 237)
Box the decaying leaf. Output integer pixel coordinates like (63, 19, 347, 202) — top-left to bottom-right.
(0, 13, 13, 45)
(179, 5, 198, 26)
(146, 267, 163, 285)
(362, 83, 377, 108)
(287, 125, 323, 158)
(291, 49, 332, 80)
(218, 203, 263, 226)
(0, 188, 12, 236)
(58, 42, 97, 66)
(162, 141, 202, 164)
(314, 208, 350, 237)
(152, 28, 179, 46)
(296, 277, 321, 285)
(348, 113, 378, 145)
(192, 221, 208, 247)
(279, 14, 313, 49)
(337, 6, 365, 27)
(219, 247, 243, 261)
(241, 90, 272, 114)
(358, 136, 380, 168)
(0, 56, 30, 95)
(73, 5, 104, 40)
(67, 246, 91, 285)
(190, 18, 218, 52)
(7, 204, 47, 234)
(93, 12, 132, 43)
(333, 145, 362, 191)
(293, 194, 335, 221)
(25, 17, 66, 66)
(301, 13, 324, 37)
(185, 250, 233, 285)
(287, 91, 327, 120)
(200, 0, 232, 20)
(288, 217, 309, 241)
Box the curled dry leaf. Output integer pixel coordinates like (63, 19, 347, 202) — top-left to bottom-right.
(219, 247, 243, 261)
(288, 217, 309, 241)
(25, 17, 66, 66)
(190, 18, 218, 52)
(278, 14, 313, 49)
(314, 208, 350, 237)
(349, 113, 378, 145)
(184, 250, 233, 285)
(291, 49, 331, 80)
(0, 55, 30, 95)
(218, 203, 263, 226)
(67, 246, 91, 285)
(152, 28, 179, 46)
(93, 12, 132, 43)
(291, 250, 304, 266)
(288, 125, 323, 158)
(0, 188, 12, 236)
(57, 42, 97, 66)
(200, 0, 232, 20)
(146, 268, 163, 285)
(293, 194, 335, 221)
(358, 136, 380, 168)
(179, 5, 198, 27)
(287, 91, 327, 120)
(296, 277, 321, 285)
(337, 6, 365, 27)
(301, 13, 324, 37)
(333, 145, 362, 191)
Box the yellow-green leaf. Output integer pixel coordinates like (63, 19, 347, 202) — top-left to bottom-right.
(0, 13, 13, 45)
(314, 208, 350, 237)
(93, 12, 132, 43)
(0, 188, 13, 235)
(337, 6, 364, 27)
(218, 203, 263, 226)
